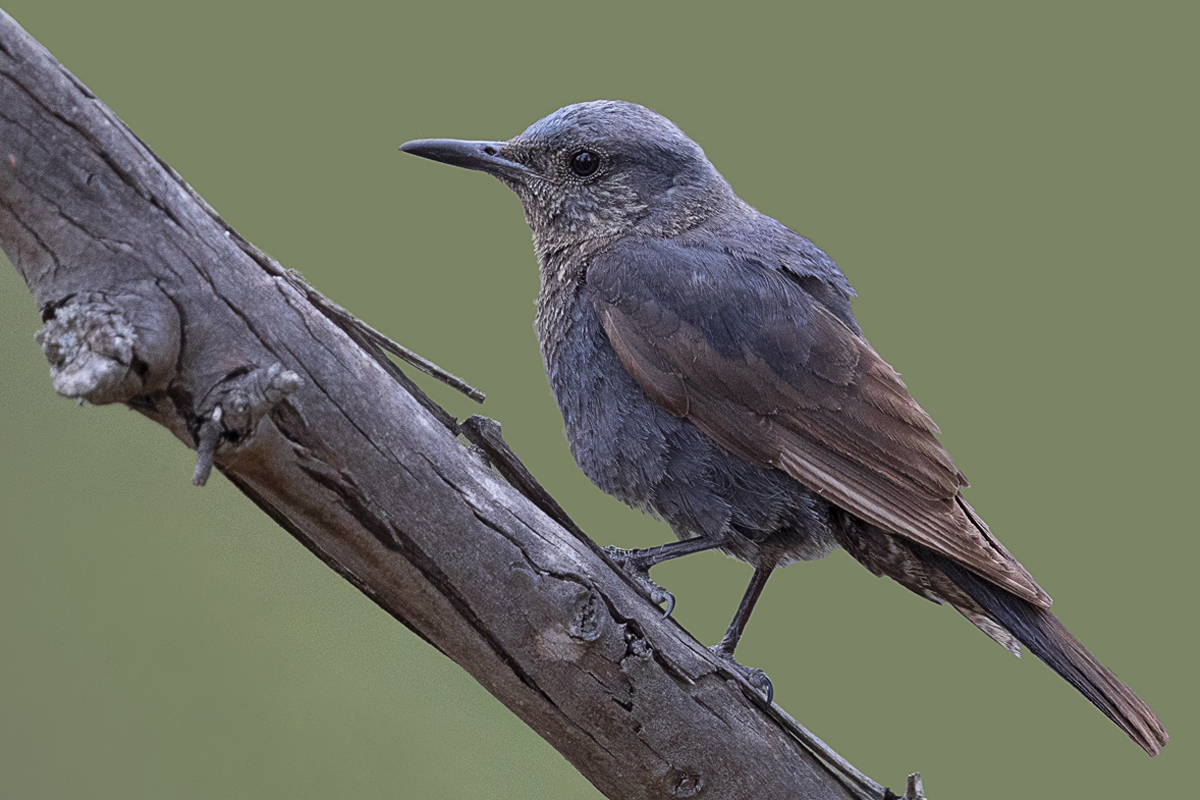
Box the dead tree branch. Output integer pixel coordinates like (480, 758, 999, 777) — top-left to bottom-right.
(0, 12, 919, 800)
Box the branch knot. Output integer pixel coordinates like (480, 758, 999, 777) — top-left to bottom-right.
(36, 293, 140, 404)
(191, 362, 302, 485)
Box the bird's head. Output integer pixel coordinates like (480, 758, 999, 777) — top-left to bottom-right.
(401, 101, 733, 253)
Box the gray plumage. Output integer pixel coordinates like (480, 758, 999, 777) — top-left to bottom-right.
(400, 100, 1166, 755)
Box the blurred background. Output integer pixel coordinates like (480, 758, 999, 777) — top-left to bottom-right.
(1, 1, 1194, 798)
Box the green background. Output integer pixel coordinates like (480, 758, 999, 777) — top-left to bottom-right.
(1, 1, 1194, 797)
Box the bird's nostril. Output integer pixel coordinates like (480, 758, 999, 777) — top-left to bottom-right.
(482, 145, 498, 156)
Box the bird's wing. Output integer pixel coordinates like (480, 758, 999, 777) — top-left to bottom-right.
(588, 237, 1050, 607)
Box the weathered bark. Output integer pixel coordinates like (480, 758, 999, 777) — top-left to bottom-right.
(0, 12, 921, 800)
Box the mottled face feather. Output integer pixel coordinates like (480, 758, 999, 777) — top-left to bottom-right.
(496, 101, 733, 249)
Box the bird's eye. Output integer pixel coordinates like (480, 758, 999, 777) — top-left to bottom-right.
(569, 150, 600, 177)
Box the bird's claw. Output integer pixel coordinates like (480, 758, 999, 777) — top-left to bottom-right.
(749, 668, 774, 705)
(660, 589, 675, 618)
(602, 546, 676, 617)
(709, 645, 774, 705)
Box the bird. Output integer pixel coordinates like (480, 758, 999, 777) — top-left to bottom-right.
(399, 100, 1167, 755)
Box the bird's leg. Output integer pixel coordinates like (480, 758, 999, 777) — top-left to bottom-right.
(603, 533, 729, 617)
(710, 563, 776, 703)
(606, 533, 730, 571)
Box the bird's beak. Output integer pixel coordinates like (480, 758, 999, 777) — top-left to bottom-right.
(399, 139, 529, 182)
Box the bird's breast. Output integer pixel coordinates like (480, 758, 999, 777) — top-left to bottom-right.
(539, 284, 673, 516)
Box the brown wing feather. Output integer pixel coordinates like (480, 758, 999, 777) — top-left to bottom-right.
(599, 300, 1052, 608)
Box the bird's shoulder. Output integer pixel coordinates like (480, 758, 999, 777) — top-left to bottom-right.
(591, 212, 858, 332)
(587, 225, 859, 392)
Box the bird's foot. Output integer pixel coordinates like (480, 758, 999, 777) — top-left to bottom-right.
(601, 546, 676, 617)
(709, 645, 774, 705)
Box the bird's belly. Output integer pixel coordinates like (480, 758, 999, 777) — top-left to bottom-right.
(542, 296, 837, 565)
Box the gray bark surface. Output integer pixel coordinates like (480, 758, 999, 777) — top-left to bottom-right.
(0, 12, 921, 800)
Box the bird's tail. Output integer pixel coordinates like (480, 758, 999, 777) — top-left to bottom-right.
(925, 548, 1168, 756)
